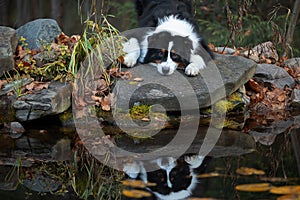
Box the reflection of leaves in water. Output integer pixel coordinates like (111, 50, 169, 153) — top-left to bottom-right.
(197, 172, 222, 178)
(235, 183, 272, 192)
(277, 193, 300, 200)
(122, 179, 156, 188)
(236, 167, 265, 176)
(122, 189, 152, 198)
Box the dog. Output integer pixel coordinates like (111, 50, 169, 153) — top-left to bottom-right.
(122, 0, 213, 76)
(123, 155, 211, 199)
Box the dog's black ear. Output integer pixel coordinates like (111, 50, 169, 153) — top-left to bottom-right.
(148, 31, 171, 45)
(184, 36, 193, 50)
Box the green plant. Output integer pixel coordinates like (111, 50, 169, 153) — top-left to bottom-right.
(4, 70, 26, 97)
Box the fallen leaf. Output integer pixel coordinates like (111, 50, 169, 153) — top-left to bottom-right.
(133, 77, 144, 82)
(235, 183, 272, 192)
(277, 194, 300, 200)
(248, 79, 263, 93)
(122, 189, 152, 198)
(236, 167, 265, 176)
(270, 186, 300, 195)
(25, 81, 50, 91)
(197, 172, 222, 178)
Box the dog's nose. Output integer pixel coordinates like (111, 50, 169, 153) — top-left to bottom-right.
(162, 66, 170, 74)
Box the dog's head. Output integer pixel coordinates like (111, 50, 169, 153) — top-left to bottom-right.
(143, 31, 193, 75)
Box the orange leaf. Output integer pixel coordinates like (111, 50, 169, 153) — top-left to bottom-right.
(277, 193, 300, 200)
(236, 167, 265, 176)
(122, 189, 152, 198)
(235, 183, 272, 192)
(270, 186, 300, 195)
(197, 172, 221, 178)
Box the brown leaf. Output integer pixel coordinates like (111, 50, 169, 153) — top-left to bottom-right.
(248, 79, 263, 93)
(235, 183, 272, 192)
(236, 167, 265, 176)
(270, 186, 300, 195)
(133, 77, 144, 82)
(25, 81, 50, 91)
(122, 189, 152, 198)
(277, 193, 300, 200)
(101, 94, 112, 111)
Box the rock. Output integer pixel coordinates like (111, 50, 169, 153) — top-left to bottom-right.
(0, 166, 19, 191)
(290, 89, 300, 109)
(0, 95, 16, 124)
(13, 81, 72, 121)
(16, 19, 62, 50)
(0, 78, 33, 96)
(248, 119, 294, 146)
(0, 26, 18, 77)
(254, 63, 295, 89)
(216, 47, 236, 54)
(23, 171, 62, 192)
(252, 41, 279, 62)
(9, 122, 25, 139)
(114, 53, 257, 112)
(283, 57, 300, 69)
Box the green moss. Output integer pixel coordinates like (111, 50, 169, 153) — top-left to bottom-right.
(202, 91, 247, 115)
(129, 104, 151, 120)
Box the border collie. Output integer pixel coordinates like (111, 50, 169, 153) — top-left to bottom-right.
(123, 155, 211, 200)
(122, 0, 213, 76)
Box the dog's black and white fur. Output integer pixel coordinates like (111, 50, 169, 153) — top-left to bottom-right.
(123, 155, 211, 200)
(122, 0, 213, 76)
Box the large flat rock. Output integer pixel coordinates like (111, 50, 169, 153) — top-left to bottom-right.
(114, 54, 257, 112)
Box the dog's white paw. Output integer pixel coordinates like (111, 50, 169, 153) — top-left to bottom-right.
(122, 38, 140, 68)
(185, 54, 206, 76)
(185, 63, 201, 76)
(184, 155, 205, 169)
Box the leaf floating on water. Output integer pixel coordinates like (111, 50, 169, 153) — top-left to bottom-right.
(235, 183, 272, 192)
(260, 177, 290, 182)
(122, 179, 156, 188)
(188, 198, 221, 200)
(122, 189, 152, 198)
(236, 167, 265, 176)
(277, 193, 300, 200)
(270, 186, 300, 195)
(197, 172, 222, 178)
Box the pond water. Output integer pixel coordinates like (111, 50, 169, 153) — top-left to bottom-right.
(0, 111, 299, 200)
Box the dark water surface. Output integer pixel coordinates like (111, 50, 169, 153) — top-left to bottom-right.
(0, 112, 299, 200)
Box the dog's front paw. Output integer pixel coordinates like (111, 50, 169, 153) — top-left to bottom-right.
(123, 53, 139, 67)
(122, 38, 140, 68)
(185, 63, 204, 76)
(185, 54, 206, 76)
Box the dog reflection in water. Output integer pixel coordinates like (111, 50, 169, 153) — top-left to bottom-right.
(122, 154, 211, 200)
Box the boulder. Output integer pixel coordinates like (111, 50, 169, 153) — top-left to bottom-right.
(9, 122, 25, 139)
(13, 81, 72, 121)
(0, 26, 18, 77)
(254, 63, 295, 89)
(290, 89, 300, 109)
(114, 53, 257, 112)
(283, 57, 300, 69)
(16, 19, 62, 50)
